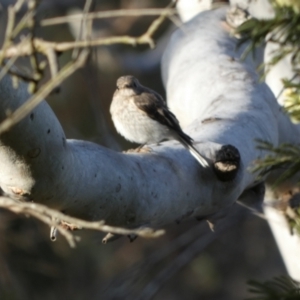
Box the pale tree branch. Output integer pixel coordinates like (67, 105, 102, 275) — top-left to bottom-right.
(0, 1, 176, 245)
(0, 8, 289, 227)
(0, 3, 299, 259)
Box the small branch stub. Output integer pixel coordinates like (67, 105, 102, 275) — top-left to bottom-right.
(102, 232, 121, 244)
(213, 144, 240, 181)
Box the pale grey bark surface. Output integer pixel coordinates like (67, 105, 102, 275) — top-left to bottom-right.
(230, 0, 274, 19)
(176, 0, 274, 23)
(0, 73, 237, 228)
(0, 6, 298, 234)
(264, 203, 300, 281)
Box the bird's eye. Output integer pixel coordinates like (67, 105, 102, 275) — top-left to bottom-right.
(125, 82, 137, 88)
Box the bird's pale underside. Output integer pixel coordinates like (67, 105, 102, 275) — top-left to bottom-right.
(110, 75, 209, 168)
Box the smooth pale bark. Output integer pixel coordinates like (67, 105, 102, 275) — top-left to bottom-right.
(264, 204, 300, 281)
(229, 0, 274, 19)
(0, 7, 297, 232)
(0, 72, 239, 227)
(176, 0, 274, 23)
(164, 6, 300, 281)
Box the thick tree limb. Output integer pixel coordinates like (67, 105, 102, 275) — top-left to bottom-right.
(0, 71, 232, 227)
(0, 7, 299, 234)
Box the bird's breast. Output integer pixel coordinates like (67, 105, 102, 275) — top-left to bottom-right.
(110, 95, 170, 144)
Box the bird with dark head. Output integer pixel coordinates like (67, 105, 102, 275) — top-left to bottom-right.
(110, 75, 209, 168)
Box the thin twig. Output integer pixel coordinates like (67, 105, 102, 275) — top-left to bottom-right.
(236, 200, 267, 220)
(72, 0, 93, 59)
(11, 7, 34, 39)
(0, 50, 89, 135)
(45, 47, 58, 80)
(40, 8, 177, 26)
(1, 4, 174, 60)
(0, 56, 18, 82)
(139, 7, 170, 49)
(0, 0, 39, 85)
(1, 2, 175, 67)
(0, 3, 17, 65)
(0, 196, 164, 247)
(27, 0, 42, 92)
(1, 33, 157, 59)
(25, 208, 79, 247)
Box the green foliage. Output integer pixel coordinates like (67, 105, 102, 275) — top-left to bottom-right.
(237, 3, 300, 120)
(237, 5, 300, 292)
(282, 81, 300, 122)
(237, 3, 300, 182)
(287, 205, 300, 235)
(246, 276, 300, 300)
(253, 140, 300, 186)
(253, 141, 300, 236)
(237, 4, 300, 72)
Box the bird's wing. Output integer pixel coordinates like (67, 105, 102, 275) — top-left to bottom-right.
(134, 92, 193, 144)
(134, 92, 178, 128)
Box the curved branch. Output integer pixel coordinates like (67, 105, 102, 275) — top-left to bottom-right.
(0, 6, 298, 232)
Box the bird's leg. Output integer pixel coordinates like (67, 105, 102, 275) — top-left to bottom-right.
(135, 143, 145, 152)
(135, 143, 154, 153)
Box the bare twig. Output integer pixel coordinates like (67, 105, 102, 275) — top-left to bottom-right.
(0, 57, 18, 82)
(1, 30, 161, 59)
(0, 50, 89, 135)
(139, 6, 171, 49)
(27, 0, 42, 92)
(0, 0, 41, 87)
(0, 196, 164, 247)
(40, 8, 177, 27)
(1, 4, 174, 60)
(0, 0, 25, 65)
(72, 0, 93, 59)
(45, 48, 59, 80)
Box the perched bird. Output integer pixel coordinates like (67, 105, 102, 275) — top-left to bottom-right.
(110, 75, 209, 168)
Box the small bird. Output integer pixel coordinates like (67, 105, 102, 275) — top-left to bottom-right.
(110, 75, 209, 168)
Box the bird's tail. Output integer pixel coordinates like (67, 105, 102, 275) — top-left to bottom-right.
(186, 142, 209, 168)
(179, 136, 209, 168)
